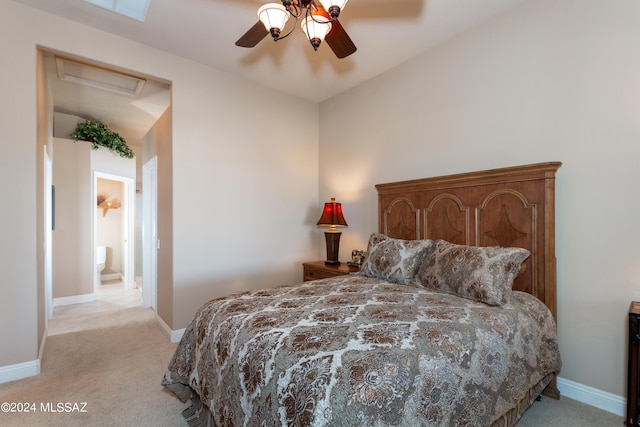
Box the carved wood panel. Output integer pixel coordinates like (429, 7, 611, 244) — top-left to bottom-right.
(382, 197, 420, 240)
(425, 194, 470, 245)
(477, 190, 537, 295)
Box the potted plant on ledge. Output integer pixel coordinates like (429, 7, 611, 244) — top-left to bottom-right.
(70, 120, 134, 159)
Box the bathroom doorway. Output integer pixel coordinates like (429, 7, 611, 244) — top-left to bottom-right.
(94, 172, 137, 295)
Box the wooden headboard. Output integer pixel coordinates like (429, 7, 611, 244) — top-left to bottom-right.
(376, 162, 562, 320)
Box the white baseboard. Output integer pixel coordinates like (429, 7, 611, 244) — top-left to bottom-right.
(53, 293, 96, 307)
(557, 376, 625, 416)
(101, 273, 122, 281)
(155, 313, 186, 343)
(0, 359, 40, 385)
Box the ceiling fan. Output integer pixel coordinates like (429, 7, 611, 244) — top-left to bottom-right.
(235, 0, 357, 59)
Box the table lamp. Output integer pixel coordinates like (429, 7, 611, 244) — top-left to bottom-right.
(316, 197, 348, 265)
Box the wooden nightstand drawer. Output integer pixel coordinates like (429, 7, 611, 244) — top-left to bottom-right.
(302, 261, 360, 282)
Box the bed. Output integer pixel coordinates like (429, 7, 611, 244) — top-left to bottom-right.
(162, 162, 562, 426)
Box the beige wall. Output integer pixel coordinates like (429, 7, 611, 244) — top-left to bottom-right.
(51, 139, 92, 298)
(0, 1, 318, 369)
(0, 0, 38, 367)
(319, 0, 640, 401)
(168, 66, 320, 328)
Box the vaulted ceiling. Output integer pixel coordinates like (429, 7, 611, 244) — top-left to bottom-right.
(15, 0, 527, 143)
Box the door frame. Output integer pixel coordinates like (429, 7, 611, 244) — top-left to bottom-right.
(44, 146, 53, 324)
(142, 156, 158, 310)
(93, 172, 136, 292)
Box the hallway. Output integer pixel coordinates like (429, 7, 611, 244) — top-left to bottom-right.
(48, 280, 149, 336)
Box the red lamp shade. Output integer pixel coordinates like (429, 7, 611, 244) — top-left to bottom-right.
(316, 198, 348, 229)
(317, 198, 347, 265)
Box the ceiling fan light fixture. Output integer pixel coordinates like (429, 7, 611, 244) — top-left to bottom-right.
(319, 0, 348, 20)
(235, 0, 356, 58)
(258, 3, 290, 40)
(301, 14, 332, 51)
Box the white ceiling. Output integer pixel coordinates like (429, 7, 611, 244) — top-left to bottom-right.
(15, 0, 527, 143)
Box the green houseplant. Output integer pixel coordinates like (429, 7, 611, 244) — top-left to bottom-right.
(70, 120, 134, 159)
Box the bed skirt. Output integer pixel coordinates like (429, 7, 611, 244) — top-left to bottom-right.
(165, 373, 555, 427)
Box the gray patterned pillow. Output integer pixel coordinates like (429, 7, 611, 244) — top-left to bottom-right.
(357, 233, 434, 285)
(414, 239, 530, 306)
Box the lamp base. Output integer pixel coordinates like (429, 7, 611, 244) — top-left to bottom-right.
(324, 231, 342, 265)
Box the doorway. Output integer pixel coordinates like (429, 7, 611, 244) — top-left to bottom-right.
(39, 48, 171, 338)
(94, 172, 136, 293)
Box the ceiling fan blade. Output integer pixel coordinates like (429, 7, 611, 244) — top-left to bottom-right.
(325, 19, 357, 59)
(235, 21, 268, 48)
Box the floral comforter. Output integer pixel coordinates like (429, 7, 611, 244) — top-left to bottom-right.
(162, 275, 561, 427)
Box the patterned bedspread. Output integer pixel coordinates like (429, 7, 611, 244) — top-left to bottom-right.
(162, 275, 561, 427)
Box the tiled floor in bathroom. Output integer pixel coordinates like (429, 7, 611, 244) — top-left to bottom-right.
(48, 280, 151, 335)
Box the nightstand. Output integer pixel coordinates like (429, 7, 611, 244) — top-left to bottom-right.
(628, 302, 640, 426)
(302, 261, 360, 282)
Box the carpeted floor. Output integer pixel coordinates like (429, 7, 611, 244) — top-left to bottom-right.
(0, 304, 625, 426)
(0, 306, 187, 426)
(518, 394, 623, 426)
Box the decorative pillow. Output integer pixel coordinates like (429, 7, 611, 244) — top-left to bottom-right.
(357, 233, 434, 285)
(414, 239, 530, 306)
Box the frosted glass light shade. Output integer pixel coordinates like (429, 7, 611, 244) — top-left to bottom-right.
(258, 3, 289, 33)
(319, 0, 348, 19)
(319, 0, 348, 11)
(301, 15, 332, 43)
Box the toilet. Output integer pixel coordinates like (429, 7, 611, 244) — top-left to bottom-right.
(96, 245, 106, 285)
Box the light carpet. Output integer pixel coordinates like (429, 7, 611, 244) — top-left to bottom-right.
(0, 306, 186, 426)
